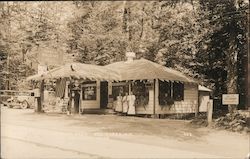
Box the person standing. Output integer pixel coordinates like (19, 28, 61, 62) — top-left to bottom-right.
(122, 93, 129, 115)
(115, 93, 123, 114)
(127, 91, 136, 115)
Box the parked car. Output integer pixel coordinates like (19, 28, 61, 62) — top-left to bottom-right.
(0, 90, 17, 106)
(3, 90, 35, 109)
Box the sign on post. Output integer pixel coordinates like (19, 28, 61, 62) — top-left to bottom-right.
(222, 94, 239, 105)
(207, 99, 213, 125)
(34, 88, 41, 97)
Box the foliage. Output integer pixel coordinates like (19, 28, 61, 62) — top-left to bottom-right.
(0, 2, 73, 89)
(0, 1, 248, 110)
(195, 0, 248, 109)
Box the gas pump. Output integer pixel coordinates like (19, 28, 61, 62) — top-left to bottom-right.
(69, 80, 81, 114)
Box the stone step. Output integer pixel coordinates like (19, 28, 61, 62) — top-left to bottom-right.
(81, 108, 116, 115)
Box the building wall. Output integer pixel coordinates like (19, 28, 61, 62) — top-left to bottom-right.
(81, 81, 100, 109)
(199, 91, 210, 112)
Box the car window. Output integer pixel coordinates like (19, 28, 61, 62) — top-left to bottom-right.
(18, 92, 30, 96)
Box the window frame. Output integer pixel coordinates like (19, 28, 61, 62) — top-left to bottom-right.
(159, 81, 184, 106)
(132, 80, 150, 107)
(82, 81, 97, 101)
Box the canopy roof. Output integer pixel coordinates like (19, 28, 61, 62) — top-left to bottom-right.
(105, 58, 196, 83)
(26, 62, 120, 81)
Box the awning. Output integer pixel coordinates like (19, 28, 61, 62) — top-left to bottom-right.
(198, 85, 212, 92)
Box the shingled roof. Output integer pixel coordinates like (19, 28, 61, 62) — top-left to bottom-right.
(105, 58, 196, 83)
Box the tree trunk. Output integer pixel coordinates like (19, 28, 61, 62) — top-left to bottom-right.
(5, 54, 10, 90)
(227, 39, 238, 113)
(247, 60, 250, 110)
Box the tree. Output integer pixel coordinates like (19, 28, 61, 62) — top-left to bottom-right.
(0, 2, 74, 89)
(196, 0, 248, 111)
(67, 1, 129, 65)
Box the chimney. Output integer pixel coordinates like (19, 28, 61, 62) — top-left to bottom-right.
(125, 52, 136, 62)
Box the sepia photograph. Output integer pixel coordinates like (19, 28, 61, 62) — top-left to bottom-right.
(0, 1, 249, 158)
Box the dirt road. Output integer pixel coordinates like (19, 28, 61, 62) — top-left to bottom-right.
(1, 107, 249, 158)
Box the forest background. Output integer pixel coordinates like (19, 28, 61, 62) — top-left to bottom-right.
(0, 0, 248, 109)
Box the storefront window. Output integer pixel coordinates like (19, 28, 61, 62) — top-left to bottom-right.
(159, 81, 172, 105)
(132, 80, 149, 107)
(159, 81, 184, 105)
(82, 81, 97, 100)
(173, 82, 184, 101)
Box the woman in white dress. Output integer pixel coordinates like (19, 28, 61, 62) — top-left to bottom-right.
(115, 93, 123, 113)
(122, 93, 129, 115)
(127, 92, 136, 115)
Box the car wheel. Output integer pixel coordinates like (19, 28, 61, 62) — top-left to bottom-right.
(21, 101, 29, 109)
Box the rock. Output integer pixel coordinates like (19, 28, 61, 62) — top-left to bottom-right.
(229, 120, 237, 126)
(226, 113, 231, 117)
(238, 119, 246, 124)
(223, 121, 229, 126)
(235, 125, 243, 132)
(246, 117, 250, 127)
(243, 127, 250, 133)
(232, 122, 240, 127)
(215, 118, 221, 122)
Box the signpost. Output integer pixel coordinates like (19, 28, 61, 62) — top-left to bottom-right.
(207, 99, 213, 126)
(222, 94, 239, 114)
(222, 94, 239, 105)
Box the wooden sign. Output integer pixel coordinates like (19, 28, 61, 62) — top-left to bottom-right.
(34, 88, 40, 97)
(36, 46, 63, 66)
(222, 94, 239, 105)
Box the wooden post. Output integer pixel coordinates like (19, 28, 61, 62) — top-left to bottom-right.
(79, 85, 82, 115)
(207, 99, 213, 126)
(36, 80, 44, 113)
(67, 81, 73, 115)
(154, 79, 159, 115)
(129, 81, 132, 94)
(195, 84, 199, 117)
(71, 92, 75, 114)
(170, 81, 173, 98)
